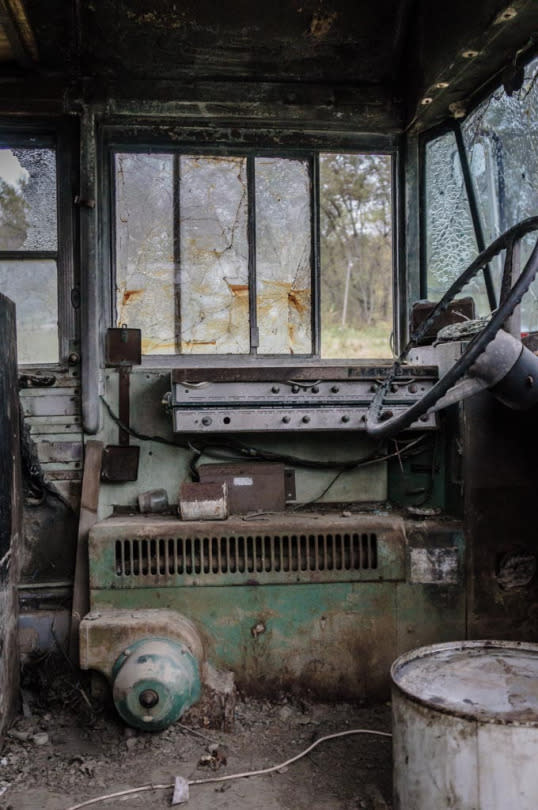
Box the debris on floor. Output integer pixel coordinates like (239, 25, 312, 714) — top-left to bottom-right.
(1, 659, 393, 809)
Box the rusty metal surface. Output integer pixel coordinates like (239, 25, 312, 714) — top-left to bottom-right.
(105, 327, 141, 366)
(410, 297, 476, 343)
(179, 482, 228, 521)
(80, 609, 205, 679)
(86, 513, 465, 699)
(198, 462, 287, 515)
(100, 445, 139, 483)
(171, 364, 438, 383)
(463, 392, 538, 641)
(392, 640, 538, 725)
(89, 513, 406, 589)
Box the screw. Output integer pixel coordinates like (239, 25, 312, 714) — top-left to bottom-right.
(201, 416, 212, 426)
(331, 385, 340, 393)
(408, 383, 418, 394)
(302, 415, 311, 424)
(341, 415, 350, 423)
(526, 375, 534, 388)
(282, 415, 291, 423)
(139, 689, 159, 709)
(272, 385, 280, 394)
(292, 385, 300, 394)
(311, 385, 319, 393)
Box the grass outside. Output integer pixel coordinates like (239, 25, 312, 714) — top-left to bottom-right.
(320, 321, 393, 359)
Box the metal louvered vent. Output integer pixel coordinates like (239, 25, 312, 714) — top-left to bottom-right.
(89, 516, 405, 588)
(115, 533, 377, 579)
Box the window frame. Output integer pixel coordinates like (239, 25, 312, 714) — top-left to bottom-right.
(102, 124, 400, 367)
(0, 120, 78, 367)
(418, 119, 497, 311)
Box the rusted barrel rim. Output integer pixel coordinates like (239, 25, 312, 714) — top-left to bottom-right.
(391, 639, 538, 727)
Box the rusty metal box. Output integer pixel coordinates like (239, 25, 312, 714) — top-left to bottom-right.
(198, 462, 289, 515)
(179, 482, 228, 521)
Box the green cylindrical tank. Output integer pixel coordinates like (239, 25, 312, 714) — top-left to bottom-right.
(112, 637, 201, 731)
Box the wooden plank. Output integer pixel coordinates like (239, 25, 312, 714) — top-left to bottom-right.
(21, 394, 78, 418)
(18, 372, 79, 388)
(38, 461, 82, 473)
(26, 415, 81, 432)
(45, 471, 82, 482)
(36, 441, 83, 464)
(19, 386, 79, 398)
(52, 480, 82, 512)
(28, 426, 82, 439)
(69, 441, 103, 666)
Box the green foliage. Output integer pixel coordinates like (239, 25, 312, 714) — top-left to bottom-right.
(0, 177, 28, 249)
(319, 153, 392, 340)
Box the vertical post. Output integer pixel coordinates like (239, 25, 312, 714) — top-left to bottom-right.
(80, 107, 101, 434)
(0, 293, 21, 739)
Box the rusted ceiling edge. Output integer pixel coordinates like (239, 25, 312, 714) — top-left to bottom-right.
(0, 0, 38, 67)
(408, 0, 538, 134)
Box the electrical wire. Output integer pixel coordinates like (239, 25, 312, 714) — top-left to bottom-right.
(100, 394, 428, 473)
(63, 727, 392, 810)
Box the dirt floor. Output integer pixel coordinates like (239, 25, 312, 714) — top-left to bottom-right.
(0, 660, 393, 810)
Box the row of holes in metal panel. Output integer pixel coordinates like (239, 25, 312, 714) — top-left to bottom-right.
(114, 533, 378, 577)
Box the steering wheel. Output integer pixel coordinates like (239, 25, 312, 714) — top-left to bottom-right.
(365, 216, 538, 440)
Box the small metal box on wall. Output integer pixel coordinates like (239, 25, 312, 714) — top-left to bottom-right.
(198, 462, 293, 514)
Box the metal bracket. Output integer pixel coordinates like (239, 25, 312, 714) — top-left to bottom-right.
(102, 326, 142, 482)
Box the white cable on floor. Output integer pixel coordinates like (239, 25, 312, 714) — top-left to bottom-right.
(64, 727, 392, 810)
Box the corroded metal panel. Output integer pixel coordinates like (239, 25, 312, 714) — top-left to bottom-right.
(90, 581, 398, 700)
(89, 514, 406, 589)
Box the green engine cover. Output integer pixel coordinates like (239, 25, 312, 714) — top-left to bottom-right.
(112, 637, 201, 731)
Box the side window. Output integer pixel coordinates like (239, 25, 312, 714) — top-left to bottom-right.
(424, 56, 538, 328)
(114, 149, 393, 360)
(0, 143, 59, 364)
(462, 56, 538, 333)
(423, 131, 486, 313)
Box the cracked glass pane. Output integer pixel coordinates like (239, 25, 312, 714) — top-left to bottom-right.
(255, 157, 311, 354)
(462, 56, 538, 332)
(179, 156, 249, 354)
(425, 132, 487, 314)
(0, 148, 57, 251)
(115, 153, 176, 354)
(320, 153, 392, 359)
(0, 260, 58, 363)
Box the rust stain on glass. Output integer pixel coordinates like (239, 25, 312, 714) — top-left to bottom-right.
(115, 153, 175, 354)
(255, 157, 312, 354)
(179, 156, 249, 354)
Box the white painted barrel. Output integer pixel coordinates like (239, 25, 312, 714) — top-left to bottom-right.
(391, 640, 538, 810)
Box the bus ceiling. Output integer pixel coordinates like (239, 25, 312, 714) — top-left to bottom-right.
(0, 1, 537, 133)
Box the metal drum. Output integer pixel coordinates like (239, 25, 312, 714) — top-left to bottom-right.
(391, 640, 538, 810)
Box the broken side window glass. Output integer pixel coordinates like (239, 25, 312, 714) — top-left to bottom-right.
(0, 147, 59, 363)
(319, 153, 392, 358)
(424, 131, 489, 315)
(462, 56, 538, 333)
(0, 148, 57, 251)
